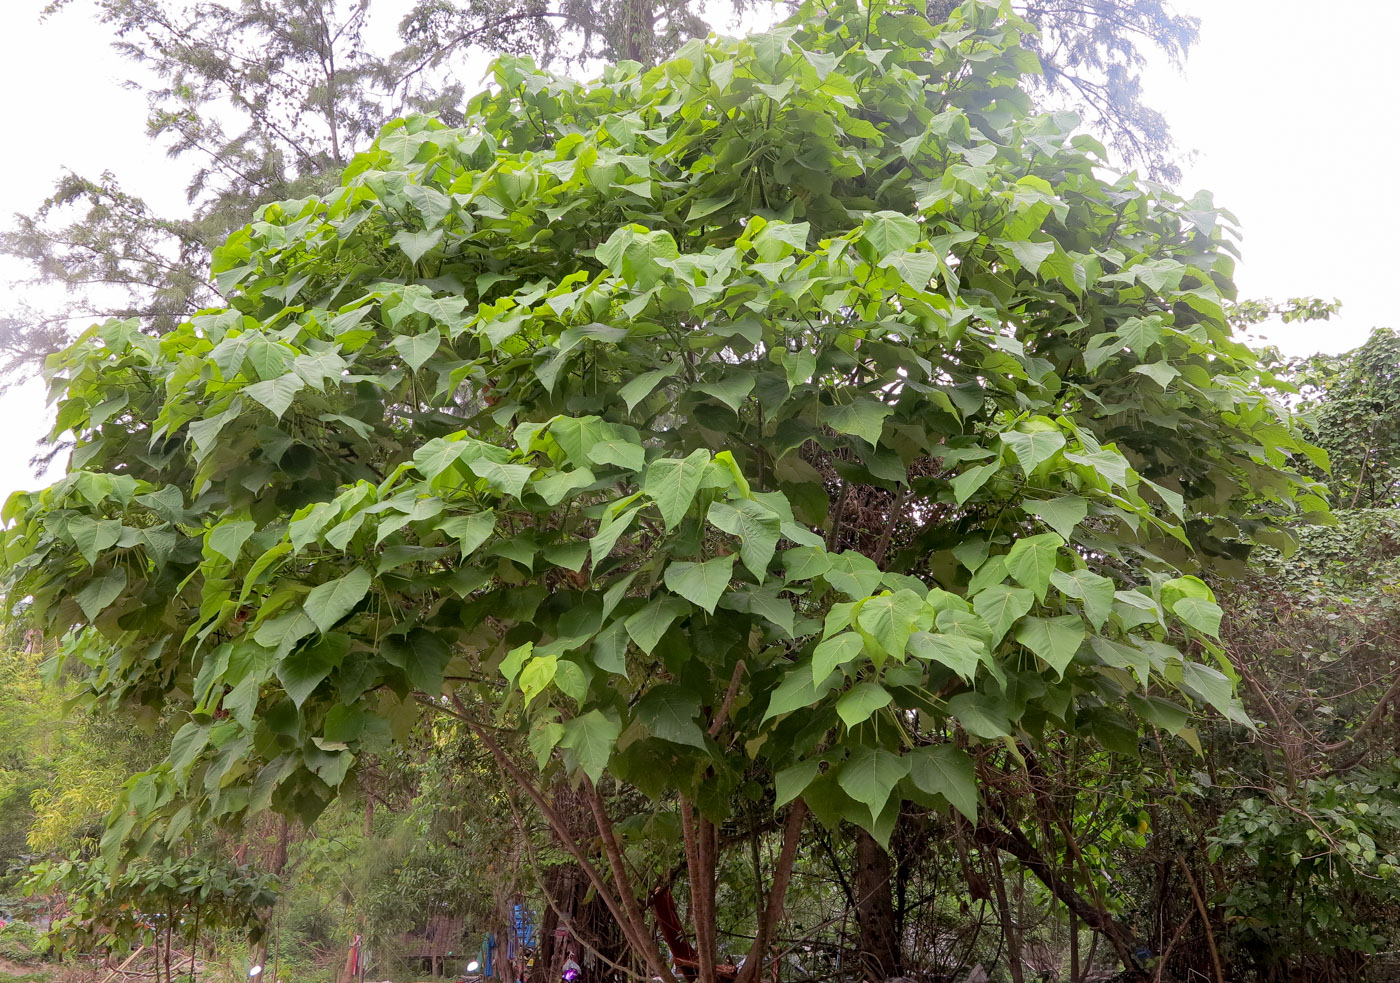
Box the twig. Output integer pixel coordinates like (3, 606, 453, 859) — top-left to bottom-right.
(1174, 857, 1223, 983)
(708, 660, 747, 737)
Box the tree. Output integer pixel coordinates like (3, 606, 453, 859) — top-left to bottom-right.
(3, 0, 1325, 977)
(0, 0, 400, 383)
(1013, 0, 1198, 182)
(0, 0, 1200, 390)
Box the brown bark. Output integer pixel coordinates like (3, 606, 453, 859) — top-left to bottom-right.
(680, 797, 717, 983)
(584, 776, 680, 983)
(855, 829, 902, 982)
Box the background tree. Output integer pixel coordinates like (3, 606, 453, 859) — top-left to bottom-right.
(0, 0, 1200, 387)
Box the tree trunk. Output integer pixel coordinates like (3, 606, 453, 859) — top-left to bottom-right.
(855, 829, 902, 982)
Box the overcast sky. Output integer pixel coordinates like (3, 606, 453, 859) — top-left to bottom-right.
(0, 0, 1396, 504)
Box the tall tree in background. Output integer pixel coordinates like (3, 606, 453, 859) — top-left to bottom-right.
(0, 0, 1200, 389)
(0, 0, 399, 384)
(1016, 0, 1197, 182)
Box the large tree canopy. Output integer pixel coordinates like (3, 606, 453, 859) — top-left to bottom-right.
(3, 2, 1325, 961)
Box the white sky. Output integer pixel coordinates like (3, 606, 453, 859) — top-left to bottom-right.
(0, 0, 1396, 504)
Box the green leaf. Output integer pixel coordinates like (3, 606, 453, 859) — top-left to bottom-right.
(644, 449, 711, 529)
(437, 511, 495, 556)
(590, 506, 639, 565)
(519, 655, 558, 705)
(1091, 636, 1151, 688)
(393, 331, 440, 371)
(814, 632, 864, 679)
(780, 348, 816, 390)
(825, 551, 883, 598)
(775, 760, 820, 807)
(1050, 568, 1115, 631)
(1025, 497, 1088, 539)
(862, 211, 921, 257)
(245, 373, 304, 419)
(76, 567, 127, 620)
(881, 249, 939, 290)
(837, 746, 909, 817)
(587, 432, 646, 471)
(856, 589, 924, 657)
(909, 745, 978, 822)
(1005, 532, 1063, 601)
(253, 609, 316, 654)
(276, 633, 349, 707)
(763, 661, 839, 721)
(1008, 238, 1054, 275)
(1173, 596, 1223, 637)
(824, 398, 893, 448)
(560, 710, 620, 782)
(534, 468, 596, 506)
(946, 690, 1014, 738)
(386, 629, 453, 694)
(908, 631, 983, 682)
(1000, 429, 1065, 475)
(618, 363, 680, 411)
(303, 567, 372, 633)
(637, 686, 706, 748)
(1117, 316, 1162, 353)
(837, 682, 892, 728)
(414, 437, 468, 480)
(971, 585, 1033, 643)
(392, 228, 443, 263)
(69, 516, 123, 565)
(1132, 361, 1180, 389)
(694, 373, 755, 413)
(1179, 661, 1237, 719)
(470, 459, 534, 498)
(783, 546, 831, 581)
(708, 500, 781, 580)
(208, 520, 256, 563)
(951, 462, 999, 505)
(499, 641, 533, 683)
(1015, 615, 1086, 678)
(624, 596, 690, 653)
(740, 587, 796, 637)
(664, 555, 736, 614)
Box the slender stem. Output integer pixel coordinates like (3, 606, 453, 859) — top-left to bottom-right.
(708, 661, 747, 738)
(1175, 856, 1224, 983)
(733, 799, 808, 983)
(584, 776, 680, 983)
(680, 797, 717, 983)
(461, 713, 642, 962)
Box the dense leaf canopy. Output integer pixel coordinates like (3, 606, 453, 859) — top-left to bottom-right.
(3, 0, 1327, 862)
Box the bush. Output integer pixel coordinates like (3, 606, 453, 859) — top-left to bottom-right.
(0, 919, 43, 962)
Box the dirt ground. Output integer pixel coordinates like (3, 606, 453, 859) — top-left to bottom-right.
(0, 956, 48, 981)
